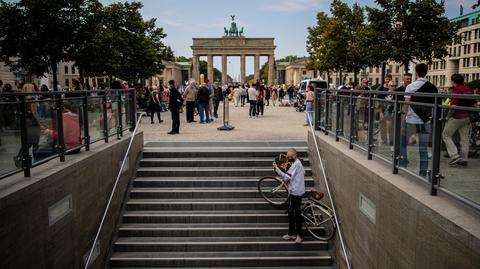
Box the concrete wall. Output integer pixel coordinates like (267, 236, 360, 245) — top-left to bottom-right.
(0, 132, 143, 269)
(307, 131, 480, 269)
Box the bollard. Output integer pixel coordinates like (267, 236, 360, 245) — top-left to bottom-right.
(217, 94, 234, 131)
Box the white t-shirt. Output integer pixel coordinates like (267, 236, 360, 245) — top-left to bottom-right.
(248, 87, 257, 100)
(405, 78, 427, 124)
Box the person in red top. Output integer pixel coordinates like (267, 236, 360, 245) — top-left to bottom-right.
(442, 74, 475, 166)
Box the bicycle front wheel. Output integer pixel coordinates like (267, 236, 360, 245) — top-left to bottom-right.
(303, 204, 336, 241)
(257, 176, 289, 206)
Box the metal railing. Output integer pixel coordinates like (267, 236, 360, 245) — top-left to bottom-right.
(0, 89, 137, 179)
(306, 111, 352, 269)
(84, 111, 145, 269)
(313, 87, 480, 210)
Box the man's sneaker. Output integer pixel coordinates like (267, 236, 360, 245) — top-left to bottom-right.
(282, 234, 295, 240)
(449, 157, 461, 166)
(295, 236, 303, 244)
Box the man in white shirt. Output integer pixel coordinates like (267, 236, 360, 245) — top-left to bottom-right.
(402, 63, 438, 177)
(273, 148, 306, 244)
(247, 84, 257, 118)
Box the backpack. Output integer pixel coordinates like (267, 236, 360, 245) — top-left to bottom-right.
(410, 81, 438, 123)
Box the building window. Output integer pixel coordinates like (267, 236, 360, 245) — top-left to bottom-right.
(303, 70, 307, 75)
(71, 66, 75, 74)
(65, 79, 69, 87)
(64, 66, 68, 74)
(375, 78, 379, 85)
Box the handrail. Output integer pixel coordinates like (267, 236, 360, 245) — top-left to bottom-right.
(84, 112, 145, 269)
(306, 111, 352, 269)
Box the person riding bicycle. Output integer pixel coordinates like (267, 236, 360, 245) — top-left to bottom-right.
(272, 148, 305, 244)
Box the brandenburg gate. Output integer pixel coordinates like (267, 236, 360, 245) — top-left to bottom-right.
(191, 16, 276, 85)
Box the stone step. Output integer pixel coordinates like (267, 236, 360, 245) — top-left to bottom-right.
(136, 167, 312, 177)
(118, 223, 321, 238)
(142, 148, 308, 159)
(109, 251, 332, 267)
(125, 198, 283, 211)
(143, 141, 308, 148)
(122, 210, 289, 224)
(140, 158, 310, 168)
(111, 267, 332, 269)
(113, 236, 328, 252)
(133, 177, 315, 188)
(129, 187, 287, 199)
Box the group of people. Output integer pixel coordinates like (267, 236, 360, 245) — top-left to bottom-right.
(336, 63, 479, 177)
(133, 79, 310, 135)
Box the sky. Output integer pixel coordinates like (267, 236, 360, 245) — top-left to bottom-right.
(100, 0, 476, 78)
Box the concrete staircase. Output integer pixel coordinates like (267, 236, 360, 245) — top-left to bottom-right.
(109, 141, 332, 268)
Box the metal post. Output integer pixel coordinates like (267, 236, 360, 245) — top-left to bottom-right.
(19, 99, 31, 177)
(392, 95, 402, 174)
(335, 93, 341, 142)
(367, 92, 375, 160)
(130, 89, 136, 132)
(349, 92, 355, 149)
(83, 94, 90, 151)
(102, 93, 109, 143)
(117, 90, 123, 139)
(430, 96, 443, 195)
(56, 96, 66, 162)
(314, 88, 320, 130)
(324, 91, 330, 135)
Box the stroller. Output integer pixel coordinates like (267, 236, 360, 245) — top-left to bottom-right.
(295, 90, 306, 112)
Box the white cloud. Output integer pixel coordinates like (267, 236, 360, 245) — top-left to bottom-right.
(260, 0, 325, 13)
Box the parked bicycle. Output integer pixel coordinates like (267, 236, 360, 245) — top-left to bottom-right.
(257, 175, 337, 241)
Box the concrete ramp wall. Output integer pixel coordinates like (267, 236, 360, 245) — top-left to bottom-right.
(308, 131, 480, 269)
(0, 133, 143, 269)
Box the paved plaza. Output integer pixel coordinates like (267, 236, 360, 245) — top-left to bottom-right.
(140, 101, 309, 142)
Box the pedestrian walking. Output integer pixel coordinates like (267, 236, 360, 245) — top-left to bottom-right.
(148, 86, 164, 124)
(257, 85, 265, 116)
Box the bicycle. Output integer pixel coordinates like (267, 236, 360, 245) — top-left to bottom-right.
(257, 175, 337, 241)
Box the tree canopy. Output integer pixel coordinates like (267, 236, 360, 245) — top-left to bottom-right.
(0, 0, 173, 88)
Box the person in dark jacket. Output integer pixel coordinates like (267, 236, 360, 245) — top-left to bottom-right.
(168, 80, 183, 134)
(197, 84, 211, 123)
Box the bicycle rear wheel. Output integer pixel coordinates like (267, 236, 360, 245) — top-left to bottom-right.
(257, 176, 289, 205)
(303, 203, 336, 241)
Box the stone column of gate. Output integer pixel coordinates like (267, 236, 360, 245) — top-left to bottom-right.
(254, 54, 260, 82)
(268, 54, 275, 86)
(207, 54, 214, 83)
(222, 54, 228, 85)
(240, 54, 246, 84)
(192, 54, 199, 83)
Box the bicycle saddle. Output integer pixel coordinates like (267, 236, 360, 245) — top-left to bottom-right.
(310, 189, 324, 200)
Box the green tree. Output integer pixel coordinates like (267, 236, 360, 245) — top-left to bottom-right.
(366, 0, 459, 72)
(0, 0, 97, 91)
(276, 55, 300, 63)
(73, 2, 173, 84)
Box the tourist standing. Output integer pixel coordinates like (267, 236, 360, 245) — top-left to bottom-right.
(233, 85, 240, 107)
(256, 85, 265, 116)
(213, 82, 223, 118)
(271, 87, 278, 106)
(248, 84, 257, 118)
(402, 64, 438, 177)
(240, 85, 247, 107)
(168, 80, 182, 135)
(197, 83, 211, 124)
(442, 74, 474, 166)
(305, 85, 314, 126)
(398, 73, 412, 168)
(265, 87, 271, 106)
(183, 82, 197, 123)
(148, 86, 163, 124)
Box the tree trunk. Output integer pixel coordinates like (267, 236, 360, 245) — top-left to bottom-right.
(381, 61, 386, 86)
(52, 63, 59, 92)
(403, 61, 410, 74)
(339, 71, 343, 86)
(354, 70, 358, 86)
